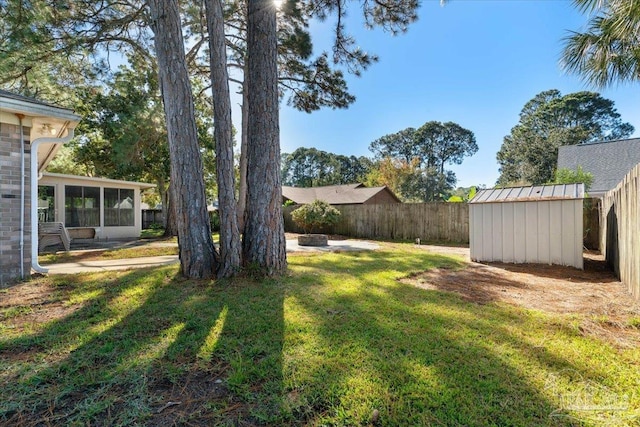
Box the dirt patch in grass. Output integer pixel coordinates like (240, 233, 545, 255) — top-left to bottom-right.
(145, 371, 235, 427)
(403, 250, 640, 348)
(0, 281, 77, 327)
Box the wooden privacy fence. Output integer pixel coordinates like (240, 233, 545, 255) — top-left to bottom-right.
(283, 202, 470, 243)
(142, 209, 164, 229)
(600, 163, 640, 300)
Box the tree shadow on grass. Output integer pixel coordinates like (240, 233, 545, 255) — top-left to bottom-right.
(0, 266, 285, 426)
(284, 249, 634, 426)
(2, 247, 635, 426)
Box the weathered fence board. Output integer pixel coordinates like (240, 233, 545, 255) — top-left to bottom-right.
(142, 209, 165, 229)
(283, 203, 470, 243)
(600, 163, 640, 300)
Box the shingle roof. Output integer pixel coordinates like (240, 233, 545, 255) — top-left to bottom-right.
(0, 89, 80, 121)
(0, 89, 62, 108)
(282, 183, 400, 204)
(557, 138, 640, 195)
(469, 183, 584, 204)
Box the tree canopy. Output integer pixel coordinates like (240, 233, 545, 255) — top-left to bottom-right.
(368, 121, 477, 201)
(0, 0, 430, 277)
(281, 147, 372, 187)
(551, 167, 594, 191)
(496, 89, 633, 186)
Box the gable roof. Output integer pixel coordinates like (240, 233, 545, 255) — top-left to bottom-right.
(470, 183, 584, 204)
(557, 138, 640, 196)
(282, 183, 401, 205)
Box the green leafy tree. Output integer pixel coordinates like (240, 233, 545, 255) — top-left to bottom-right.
(368, 121, 477, 201)
(550, 166, 594, 191)
(447, 185, 480, 202)
(336, 155, 374, 184)
(281, 147, 372, 187)
(496, 89, 633, 186)
(563, 0, 640, 87)
(291, 200, 341, 234)
(45, 142, 93, 176)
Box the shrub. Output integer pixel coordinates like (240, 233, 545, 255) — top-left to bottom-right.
(291, 200, 341, 234)
(550, 166, 593, 191)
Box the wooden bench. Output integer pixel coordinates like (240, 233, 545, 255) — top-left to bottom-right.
(38, 222, 72, 252)
(68, 227, 96, 240)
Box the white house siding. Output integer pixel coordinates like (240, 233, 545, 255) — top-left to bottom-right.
(470, 196, 583, 269)
(38, 174, 152, 240)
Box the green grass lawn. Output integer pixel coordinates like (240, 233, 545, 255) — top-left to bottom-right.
(2, 245, 639, 426)
(38, 245, 179, 265)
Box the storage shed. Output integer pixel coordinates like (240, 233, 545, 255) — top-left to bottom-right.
(469, 184, 584, 269)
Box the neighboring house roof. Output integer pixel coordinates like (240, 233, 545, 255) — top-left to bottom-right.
(282, 183, 401, 204)
(41, 172, 156, 190)
(470, 183, 584, 204)
(557, 138, 640, 196)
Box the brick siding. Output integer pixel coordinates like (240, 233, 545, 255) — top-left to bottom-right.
(0, 122, 32, 285)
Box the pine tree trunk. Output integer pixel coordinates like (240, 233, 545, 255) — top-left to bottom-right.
(237, 86, 249, 233)
(243, 0, 287, 275)
(148, 0, 218, 278)
(204, 0, 242, 277)
(163, 182, 178, 237)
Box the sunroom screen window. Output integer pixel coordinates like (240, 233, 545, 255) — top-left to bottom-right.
(105, 188, 134, 226)
(65, 186, 100, 227)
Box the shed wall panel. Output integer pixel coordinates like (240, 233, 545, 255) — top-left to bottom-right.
(502, 203, 515, 263)
(513, 203, 526, 263)
(482, 204, 493, 260)
(549, 202, 563, 264)
(469, 204, 482, 260)
(525, 202, 539, 263)
(491, 204, 503, 261)
(537, 201, 551, 264)
(469, 198, 583, 269)
(572, 200, 584, 269)
(561, 201, 574, 267)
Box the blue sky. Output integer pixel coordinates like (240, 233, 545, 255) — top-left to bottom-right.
(273, 0, 640, 188)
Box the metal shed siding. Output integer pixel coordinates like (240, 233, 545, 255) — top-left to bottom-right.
(469, 186, 583, 269)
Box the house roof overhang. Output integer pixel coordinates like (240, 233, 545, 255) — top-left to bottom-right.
(41, 172, 157, 190)
(0, 90, 82, 172)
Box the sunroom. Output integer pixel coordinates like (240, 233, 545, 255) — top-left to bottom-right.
(38, 172, 155, 241)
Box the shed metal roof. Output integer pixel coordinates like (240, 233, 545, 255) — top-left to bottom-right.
(469, 183, 584, 204)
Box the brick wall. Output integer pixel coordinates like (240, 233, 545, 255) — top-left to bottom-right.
(0, 122, 31, 285)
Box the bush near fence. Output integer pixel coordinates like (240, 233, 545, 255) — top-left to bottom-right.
(599, 163, 640, 300)
(284, 203, 470, 243)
